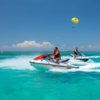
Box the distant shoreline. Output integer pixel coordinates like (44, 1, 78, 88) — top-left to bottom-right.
(0, 51, 100, 53)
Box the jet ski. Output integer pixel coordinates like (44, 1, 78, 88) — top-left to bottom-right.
(70, 53, 89, 61)
(29, 54, 79, 70)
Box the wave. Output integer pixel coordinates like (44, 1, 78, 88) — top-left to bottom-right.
(0, 55, 36, 70)
(50, 56, 100, 72)
(0, 54, 100, 72)
(88, 56, 100, 58)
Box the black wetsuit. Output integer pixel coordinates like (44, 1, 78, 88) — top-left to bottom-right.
(74, 50, 79, 55)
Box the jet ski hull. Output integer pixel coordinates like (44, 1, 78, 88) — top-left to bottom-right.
(75, 58, 89, 61)
(30, 60, 79, 70)
(31, 63, 52, 70)
(71, 54, 89, 61)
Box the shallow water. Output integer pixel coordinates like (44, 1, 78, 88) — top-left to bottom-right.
(0, 52, 100, 100)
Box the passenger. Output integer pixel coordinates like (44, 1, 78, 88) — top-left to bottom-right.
(74, 47, 81, 58)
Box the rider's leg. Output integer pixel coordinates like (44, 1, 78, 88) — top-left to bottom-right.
(56, 58, 59, 64)
(74, 54, 77, 58)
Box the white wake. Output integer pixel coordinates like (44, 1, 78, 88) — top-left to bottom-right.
(50, 55, 100, 72)
(0, 55, 100, 72)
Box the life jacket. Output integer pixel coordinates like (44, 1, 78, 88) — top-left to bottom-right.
(54, 50, 61, 58)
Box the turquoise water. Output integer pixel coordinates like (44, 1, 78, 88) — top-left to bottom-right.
(0, 52, 100, 100)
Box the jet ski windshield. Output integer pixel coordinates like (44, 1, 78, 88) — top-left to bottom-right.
(42, 54, 50, 58)
(34, 54, 46, 60)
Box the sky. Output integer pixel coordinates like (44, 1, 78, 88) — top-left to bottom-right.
(0, 0, 100, 51)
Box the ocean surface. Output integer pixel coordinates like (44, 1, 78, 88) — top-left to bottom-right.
(0, 52, 100, 100)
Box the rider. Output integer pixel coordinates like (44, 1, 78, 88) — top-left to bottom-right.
(74, 47, 81, 58)
(49, 47, 61, 64)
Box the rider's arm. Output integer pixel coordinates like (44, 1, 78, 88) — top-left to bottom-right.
(49, 52, 54, 55)
(78, 51, 81, 55)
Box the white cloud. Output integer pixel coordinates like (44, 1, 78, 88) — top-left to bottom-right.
(79, 46, 84, 48)
(60, 44, 66, 49)
(62, 44, 65, 47)
(87, 45, 100, 48)
(87, 45, 92, 48)
(93, 46, 96, 48)
(3, 40, 54, 49)
(97, 45, 100, 48)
